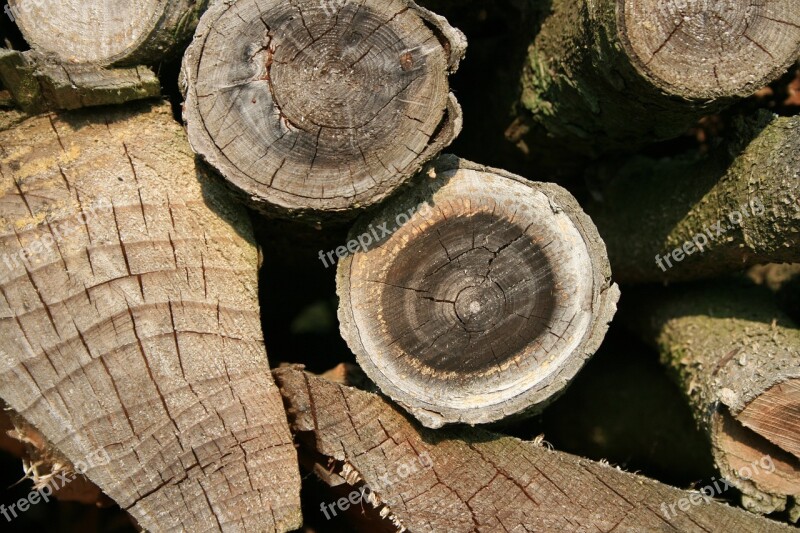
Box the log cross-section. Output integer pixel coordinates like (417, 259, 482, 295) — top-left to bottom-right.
(8, 0, 206, 67)
(521, 0, 800, 151)
(336, 156, 620, 427)
(0, 103, 301, 532)
(181, 0, 466, 221)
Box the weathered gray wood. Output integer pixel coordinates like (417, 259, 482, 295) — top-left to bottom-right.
(520, 0, 800, 153)
(7, 0, 206, 67)
(336, 155, 620, 428)
(181, 0, 466, 222)
(0, 49, 161, 112)
(0, 102, 302, 531)
(625, 284, 800, 518)
(276, 367, 794, 532)
(590, 112, 800, 284)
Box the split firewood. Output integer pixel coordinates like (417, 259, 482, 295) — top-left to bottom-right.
(6, 0, 205, 67)
(520, 0, 800, 153)
(0, 102, 301, 531)
(181, 0, 466, 223)
(275, 367, 794, 532)
(625, 284, 800, 519)
(0, 49, 161, 113)
(590, 112, 800, 284)
(336, 155, 620, 428)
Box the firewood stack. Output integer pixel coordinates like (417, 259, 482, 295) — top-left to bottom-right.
(0, 0, 797, 531)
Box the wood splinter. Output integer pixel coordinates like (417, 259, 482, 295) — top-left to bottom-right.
(337, 156, 620, 428)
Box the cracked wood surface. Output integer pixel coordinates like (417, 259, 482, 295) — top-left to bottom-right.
(0, 102, 301, 531)
(520, 0, 800, 153)
(275, 367, 794, 532)
(181, 0, 466, 222)
(336, 156, 619, 428)
(625, 284, 800, 518)
(8, 0, 207, 67)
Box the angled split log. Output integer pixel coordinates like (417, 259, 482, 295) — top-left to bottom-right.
(625, 284, 800, 519)
(520, 0, 800, 153)
(590, 112, 800, 284)
(0, 103, 302, 531)
(7, 0, 206, 67)
(275, 367, 794, 532)
(0, 49, 161, 113)
(336, 156, 620, 428)
(182, 0, 466, 223)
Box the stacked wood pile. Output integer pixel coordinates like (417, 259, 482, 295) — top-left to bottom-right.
(0, 0, 798, 531)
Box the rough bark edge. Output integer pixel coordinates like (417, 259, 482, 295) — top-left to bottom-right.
(275, 367, 795, 532)
(337, 154, 620, 428)
(180, 0, 465, 225)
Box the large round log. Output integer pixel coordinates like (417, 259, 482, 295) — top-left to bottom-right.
(336, 156, 620, 428)
(7, 0, 205, 67)
(0, 102, 302, 531)
(181, 0, 466, 222)
(520, 0, 800, 153)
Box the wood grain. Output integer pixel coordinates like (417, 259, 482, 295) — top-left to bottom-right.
(276, 367, 794, 533)
(337, 156, 619, 427)
(182, 0, 466, 221)
(0, 102, 301, 531)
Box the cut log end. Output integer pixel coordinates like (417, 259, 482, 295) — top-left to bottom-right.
(337, 156, 619, 428)
(620, 0, 800, 99)
(8, 0, 202, 67)
(182, 0, 465, 220)
(713, 409, 800, 516)
(738, 379, 800, 462)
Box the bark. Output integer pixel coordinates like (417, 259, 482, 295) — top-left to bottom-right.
(520, 0, 800, 153)
(625, 284, 800, 518)
(0, 49, 161, 113)
(0, 102, 302, 531)
(7, 0, 206, 67)
(336, 155, 620, 428)
(275, 367, 794, 532)
(590, 112, 800, 284)
(181, 0, 466, 224)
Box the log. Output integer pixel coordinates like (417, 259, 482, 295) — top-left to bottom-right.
(520, 0, 800, 153)
(181, 0, 466, 223)
(6, 0, 206, 67)
(624, 284, 800, 518)
(275, 367, 794, 532)
(0, 49, 162, 113)
(336, 155, 620, 428)
(0, 102, 302, 531)
(590, 112, 800, 284)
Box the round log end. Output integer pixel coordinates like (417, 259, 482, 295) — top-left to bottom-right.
(8, 0, 200, 66)
(182, 0, 466, 222)
(619, 0, 800, 100)
(336, 156, 620, 428)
